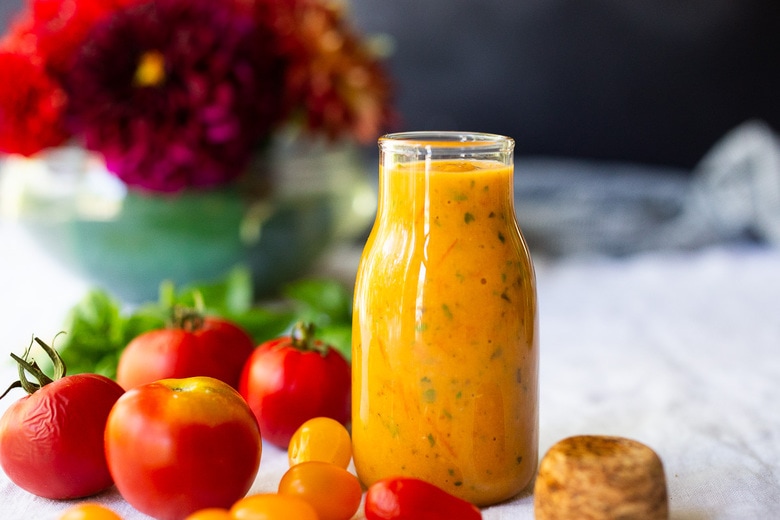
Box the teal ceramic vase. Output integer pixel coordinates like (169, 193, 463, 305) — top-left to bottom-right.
(0, 133, 375, 302)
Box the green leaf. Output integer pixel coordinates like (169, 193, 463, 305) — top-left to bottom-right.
(53, 268, 355, 377)
(280, 278, 353, 360)
(227, 307, 297, 346)
(282, 278, 352, 325)
(315, 323, 352, 361)
(176, 266, 254, 315)
(122, 305, 167, 343)
(54, 289, 130, 378)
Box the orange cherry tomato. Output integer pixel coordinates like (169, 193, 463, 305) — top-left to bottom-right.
(58, 503, 122, 520)
(105, 377, 262, 520)
(183, 508, 232, 520)
(278, 461, 362, 520)
(230, 493, 319, 520)
(288, 417, 352, 468)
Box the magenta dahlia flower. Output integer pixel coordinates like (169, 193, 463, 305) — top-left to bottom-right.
(65, 0, 289, 192)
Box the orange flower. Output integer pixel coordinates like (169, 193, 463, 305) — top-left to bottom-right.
(256, 0, 395, 143)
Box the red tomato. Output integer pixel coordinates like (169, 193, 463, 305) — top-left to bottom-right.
(365, 477, 483, 520)
(116, 311, 255, 391)
(0, 338, 124, 499)
(239, 322, 350, 448)
(105, 376, 262, 520)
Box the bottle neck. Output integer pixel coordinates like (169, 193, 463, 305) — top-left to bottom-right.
(376, 159, 516, 226)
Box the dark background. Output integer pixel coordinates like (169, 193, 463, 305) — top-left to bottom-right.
(3, 0, 780, 171)
(351, 0, 780, 170)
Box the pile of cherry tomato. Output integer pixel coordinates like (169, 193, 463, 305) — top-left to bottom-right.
(59, 415, 482, 520)
(0, 313, 482, 519)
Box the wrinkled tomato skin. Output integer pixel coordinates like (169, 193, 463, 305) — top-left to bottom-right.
(105, 376, 262, 520)
(116, 317, 255, 391)
(239, 337, 351, 449)
(0, 374, 124, 499)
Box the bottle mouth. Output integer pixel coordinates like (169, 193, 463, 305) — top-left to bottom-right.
(379, 131, 514, 158)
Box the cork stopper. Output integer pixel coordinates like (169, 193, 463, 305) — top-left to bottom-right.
(534, 435, 669, 520)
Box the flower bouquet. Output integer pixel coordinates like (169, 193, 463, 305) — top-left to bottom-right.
(0, 0, 394, 300)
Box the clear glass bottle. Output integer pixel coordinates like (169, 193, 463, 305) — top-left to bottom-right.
(352, 132, 539, 506)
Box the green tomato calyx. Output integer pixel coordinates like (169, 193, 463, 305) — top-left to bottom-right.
(291, 321, 329, 356)
(1, 335, 67, 398)
(171, 305, 205, 332)
(168, 289, 207, 332)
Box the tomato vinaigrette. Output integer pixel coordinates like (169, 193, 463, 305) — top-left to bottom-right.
(353, 150, 539, 506)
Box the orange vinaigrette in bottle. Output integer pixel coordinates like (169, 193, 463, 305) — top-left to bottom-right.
(352, 132, 539, 506)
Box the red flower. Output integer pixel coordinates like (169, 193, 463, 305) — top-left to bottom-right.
(0, 51, 69, 156)
(0, 0, 395, 191)
(25, 0, 141, 76)
(1, 11, 38, 58)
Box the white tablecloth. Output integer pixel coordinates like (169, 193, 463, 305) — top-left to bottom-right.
(1, 219, 779, 519)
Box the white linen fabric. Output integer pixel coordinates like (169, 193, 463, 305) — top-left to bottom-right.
(1, 217, 778, 518)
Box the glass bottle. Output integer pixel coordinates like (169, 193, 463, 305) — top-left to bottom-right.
(352, 132, 539, 506)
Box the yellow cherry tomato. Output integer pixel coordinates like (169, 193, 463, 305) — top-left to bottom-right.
(278, 461, 362, 520)
(58, 503, 122, 520)
(184, 508, 232, 520)
(288, 417, 352, 468)
(230, 493, 319, 520)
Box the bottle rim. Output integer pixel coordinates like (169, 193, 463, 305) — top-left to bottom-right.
(379, 131, 514, 156)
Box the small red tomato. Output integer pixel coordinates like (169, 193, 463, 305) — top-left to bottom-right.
(365, 477, 483, 520)
(239, 322, 351, 448)
(116, 309, 254, 390)
(105, 376, 262, 520)
(0, 338, 125, 500)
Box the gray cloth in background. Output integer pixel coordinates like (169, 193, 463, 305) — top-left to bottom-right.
(515, 120, 780, 257)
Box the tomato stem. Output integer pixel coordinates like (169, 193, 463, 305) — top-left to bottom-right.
(290, 321, 328, 355)
(171, 305, 205, 332)
(1, 336, 67, 398)
(166, 291, 207, 331)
